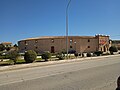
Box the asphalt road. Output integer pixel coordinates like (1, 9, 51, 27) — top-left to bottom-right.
(0, 56, 120, 90)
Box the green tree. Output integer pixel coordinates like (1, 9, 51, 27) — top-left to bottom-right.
(24, 50, 37, 63)
(14, 44, 18, 47)
(0, 44, 5, 51)
(5, 47, 11, 51)
(8, 50, 19, 64)
(109, 46, 118, 54)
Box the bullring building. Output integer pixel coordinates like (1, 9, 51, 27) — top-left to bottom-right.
(18, 34, 111, 54)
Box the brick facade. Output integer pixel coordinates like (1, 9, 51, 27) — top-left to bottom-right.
(18, 35, 110, 53)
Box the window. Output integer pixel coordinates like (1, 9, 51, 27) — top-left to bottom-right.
(25, 41, 28, 45)
(88, 46, 90, 48)
(25, 47, 26, 49)
(35, 47, 38, 49)
(88, 39, 90, 42)
(25, 41, 26, 44)
(70, 46, 72, 48)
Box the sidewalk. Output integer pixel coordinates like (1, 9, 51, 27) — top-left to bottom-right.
(0, 54, 120, 72)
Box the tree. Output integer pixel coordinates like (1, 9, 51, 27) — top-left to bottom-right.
(8, 50, 19, 64)
(5, 47, 11, 51)
(13, 44, 18, 51)
(0, 44, 5, 51)
(109, 46, 118, 54)
(24, 50, 37, 63)
(14, 44, 18, 47)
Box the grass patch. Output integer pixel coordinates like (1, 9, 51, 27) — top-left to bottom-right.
(16, 59, 26, 64)
(0, 60, 12, 66)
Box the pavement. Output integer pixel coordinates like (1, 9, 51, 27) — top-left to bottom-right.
(0, 54, 120, 72)
(0, 54, 120, 90)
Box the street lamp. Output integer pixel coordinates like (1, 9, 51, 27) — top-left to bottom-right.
(74, 42, 76, 51)
(66, 0, 71, 59)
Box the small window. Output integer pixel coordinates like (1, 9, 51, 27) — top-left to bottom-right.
(25, 41, 28, 45)
(25, 41, 26, 44)
(25, 47, 26, 49)
(88, 46, 90, 48)
(88, 39, 90, 42)
(70, 46, 72, 48)
(51, 39, 54, 43)
(35, 47, 38, 49)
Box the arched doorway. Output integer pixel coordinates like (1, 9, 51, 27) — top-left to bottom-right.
(51, 46, 55, 53)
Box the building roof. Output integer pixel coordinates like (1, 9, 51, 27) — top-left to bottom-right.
(19, 36, 96, 42)
(1, 42, 12, 45)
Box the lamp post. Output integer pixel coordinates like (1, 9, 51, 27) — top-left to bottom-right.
(66, 0, 71, 59)
(74, 41, 76, 51)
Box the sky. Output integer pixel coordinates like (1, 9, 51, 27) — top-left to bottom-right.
(0, 0, 120, 44)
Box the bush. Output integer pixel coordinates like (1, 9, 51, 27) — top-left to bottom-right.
(8, 50, 19, 64)
(68, 50, 76, 54)
(74, 53, 78, 57)
(94, 51, 103, 56)
(61, 50, 67, 54)
(42, 52, 51, 61)
(56, 53, 65, 60)
(0, 55, 10, 59)
(109, 46, 118, 55)
(87, 53, 92, 57)
(0, 44, 5, 51)
(24, 50, 37, 63)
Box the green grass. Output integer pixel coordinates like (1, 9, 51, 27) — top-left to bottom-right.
(16, 59, 26, 64)
(0, 59, 26, 66)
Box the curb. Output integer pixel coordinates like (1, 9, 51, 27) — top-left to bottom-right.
(0, 54, 120, 72)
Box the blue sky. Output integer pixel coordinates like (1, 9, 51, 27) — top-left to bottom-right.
(0, 0, 120, 44)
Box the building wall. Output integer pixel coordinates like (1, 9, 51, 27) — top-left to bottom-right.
(97, 35, 110, 52)
(112, 40, 120, 50)
(18, 35, 110, 53)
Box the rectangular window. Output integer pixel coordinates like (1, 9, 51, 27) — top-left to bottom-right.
(88, 46, 90, 48)
(25, 41, 28, 45)
(25, 47, 26, 49)
(70, 46, 72, 48)
(88, 39, 90, 42)
(25, 41, 26, 44)
(36, 47, 38, 49)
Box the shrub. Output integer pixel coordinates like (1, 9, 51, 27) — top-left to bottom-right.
(94, 51, 103, 56)
(74, 53, 78, 57)
(0, 44, 5, 51)
(56, 53, 65, 60)
(24, 50, 37, 63)
(87, 53, 92, 57)
(61, 50, 67, 54)
(42, 52, 51, 61)
(109, 46, 118, 55)
(8, 50, 19, 64)
(68, 50, 76, 54)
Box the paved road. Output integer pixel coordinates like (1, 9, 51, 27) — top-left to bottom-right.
(0, 56, 120, 90)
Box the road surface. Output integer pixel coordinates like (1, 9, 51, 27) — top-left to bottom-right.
(0, 55, 120, 90)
